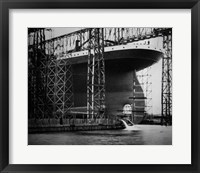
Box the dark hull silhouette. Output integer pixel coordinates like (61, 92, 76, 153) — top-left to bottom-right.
(72, 48, 162, 124)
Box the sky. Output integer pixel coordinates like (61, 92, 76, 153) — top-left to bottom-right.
(49, 27, 163, 115)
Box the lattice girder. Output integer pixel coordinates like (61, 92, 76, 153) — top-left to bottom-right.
(161, 31, 172, 125)
(87, 28, 106, 122)
(46, 58, 74, 118)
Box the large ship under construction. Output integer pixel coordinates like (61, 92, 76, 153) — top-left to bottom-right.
(28, 28, 172, 132)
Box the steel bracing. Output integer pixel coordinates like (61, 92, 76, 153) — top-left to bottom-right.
(136, 67, 153, 118)
(28, 28, 74, 119)
(144, 67, 153, 116)
(87, 28, 106, 122)
(28, 27, 172, 125)
(28, 56, 36, 118)
(46, 58, 74, 118)
(161, 31, 172, 125)
(28, 29, 47, 118)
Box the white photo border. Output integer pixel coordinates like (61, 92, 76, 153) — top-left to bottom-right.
(9, 9, 191, 164)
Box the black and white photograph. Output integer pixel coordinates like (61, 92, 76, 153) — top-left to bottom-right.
(28, 27, 172, 145)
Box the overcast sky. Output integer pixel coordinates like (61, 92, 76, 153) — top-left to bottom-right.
(49, 27, 162, 115)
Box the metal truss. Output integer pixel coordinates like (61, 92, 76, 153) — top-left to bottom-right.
(132, 70, 147, 122)
(46, 57, 56, 117)
(144, 67, 153, 117)
(36, 50, 47, 118)
(28, 59, 37, 119)
(161, 31, 172, 125)
(87, 28, 106, 121)
(28, 28, 47, 119)
(46, 58, 74, 118)
(28, 28, 74, 120)
(39, 28, 169, 57)
(136, 67, 153, 117)
(28, 27, 172, 125)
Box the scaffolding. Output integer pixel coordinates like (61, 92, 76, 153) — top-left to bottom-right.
(28, 28, 74, 120)
(28, 27, 172, 126)
(28, 29, 47, 118)
(87, 28, 106, 122)
(161, 31, 172, 125)
(136, 67, 153, 119)
(144, 68, 153, 117)
(46, 58, 74, 118)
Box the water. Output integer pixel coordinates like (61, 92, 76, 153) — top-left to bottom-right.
(28, 125, 172, 145)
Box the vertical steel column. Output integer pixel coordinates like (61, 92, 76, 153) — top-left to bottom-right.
(28, 54, 36, 119)
(46, 56, 56, 118)
(46, 43, 74, 120)
(140, 67, 153, 118)
(28, 31, 36, 119)
(28, 29, 47, 119)
(132, 70, 137, 122)
(35, 29, 47, 118)
(87, 28, 105, 122)
(64, 58, 74, 115)
(161, 30, 172, 125)
(54, 58, 74, 118)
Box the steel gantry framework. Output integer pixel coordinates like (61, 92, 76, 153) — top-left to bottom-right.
(46, 57, 74, 118)
(28, 28, 74, 119)
(28, 28, 46, 119)
(28, 27, 172, 125)
(136, 67, 153, 119)
(161, 31, 172, 125)
(87, 28, 106, 122)
(144, 67, 153, 117)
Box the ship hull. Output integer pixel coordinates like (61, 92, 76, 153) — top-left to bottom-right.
(72, 48, 162, 124)
(28, 43, 163, 125)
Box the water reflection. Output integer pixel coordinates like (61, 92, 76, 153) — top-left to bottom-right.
(28, 125, 172, 145)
